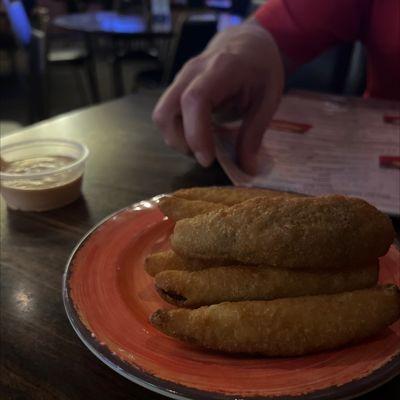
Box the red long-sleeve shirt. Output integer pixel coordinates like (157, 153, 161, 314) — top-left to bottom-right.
(254, 0, 400, 100)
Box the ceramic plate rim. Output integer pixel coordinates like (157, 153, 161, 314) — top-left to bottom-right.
(62, 197, 400, 400)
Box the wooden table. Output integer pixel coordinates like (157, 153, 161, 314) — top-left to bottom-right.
(0, 90, 398, 399)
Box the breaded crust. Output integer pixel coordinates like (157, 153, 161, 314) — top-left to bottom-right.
(155, 262, 379, 307)
(171, 195, 395, 269)
(150, 285, 400, 356)
(173, 186, 299, 206)
(158, 196, 227, 221)
(144, 249, 232, 277)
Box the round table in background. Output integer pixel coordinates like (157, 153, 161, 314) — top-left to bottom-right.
(53, 11, 173, 36)
(52, 11, 173, 100)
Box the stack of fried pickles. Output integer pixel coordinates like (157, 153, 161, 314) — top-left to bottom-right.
(146, 187, 400, 356)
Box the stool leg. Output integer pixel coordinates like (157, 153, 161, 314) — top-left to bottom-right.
(112, 58, 124, 98)
(74, 67, 89, 107)
(84, 34, 100, 103)
(29, 71, 48, 122)
(84, 59, 99, 103)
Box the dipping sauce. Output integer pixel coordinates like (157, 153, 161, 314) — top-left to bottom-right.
(3, 156, 76, 186)
(0, 139, 89, 212)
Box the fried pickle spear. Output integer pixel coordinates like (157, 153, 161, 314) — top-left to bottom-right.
(173, 186, 298, 206)
(145, 249, 233, 277)
(155, 262, 379, 307)
(150, 285, 400, 356)
(171, 195, 395, 269)
(158, 196, 227, 221)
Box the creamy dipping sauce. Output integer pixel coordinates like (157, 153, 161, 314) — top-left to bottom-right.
(4, 156, 74, 174)
(1, 155, 83, 211)
(3, 156, 77, 189)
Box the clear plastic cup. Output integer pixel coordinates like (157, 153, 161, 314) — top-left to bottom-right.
(0, 138, 89, 211)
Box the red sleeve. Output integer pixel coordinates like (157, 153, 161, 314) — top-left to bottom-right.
(254, 0, 370, 65)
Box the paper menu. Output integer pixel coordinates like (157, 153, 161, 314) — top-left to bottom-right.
(216, 92, 400, 215)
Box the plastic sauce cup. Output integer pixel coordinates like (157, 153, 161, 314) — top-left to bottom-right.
(0, 139, 89, 212)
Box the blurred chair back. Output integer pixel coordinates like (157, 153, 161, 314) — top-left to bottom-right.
(3, 0, 32, 46)
(205, 0, 250, 16)
(343, 42, 366, 96)
(150, 0, 172, 31)
(186, 0, 204, 7)
(116, 0, 146, 14)
(230, 0, 250, 16)
(28, 29, 47, 119)
(0, 7, 17, 55)
(4, 0, 47, 120)
(286, 42, 366, 96)
(164, 13, 217, 82)
(66, 0, 114, 12)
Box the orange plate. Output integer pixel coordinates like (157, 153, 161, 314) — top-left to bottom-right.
(63, 197, 400, 400)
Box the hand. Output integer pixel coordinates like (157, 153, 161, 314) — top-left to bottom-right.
(152, 20, 284, 174)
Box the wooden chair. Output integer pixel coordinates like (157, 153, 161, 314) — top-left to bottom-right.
(163, 13, 218, 83)
(110, 0, 170, 97)
(132, 13, 218, 90)
(4, 0, 99, 122)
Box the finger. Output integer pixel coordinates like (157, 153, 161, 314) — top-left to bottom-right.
(153, 88, 186, 151)
(236, 103, 266, 175)
(152, 60, 203, 153)
(168, 116, 191, 155)
(180, 55, 242, 166)
(237, 86, 281, 175)
(181, 79, 214, 166)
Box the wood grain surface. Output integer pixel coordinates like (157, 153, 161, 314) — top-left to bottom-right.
(1, 90, 399, 399)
